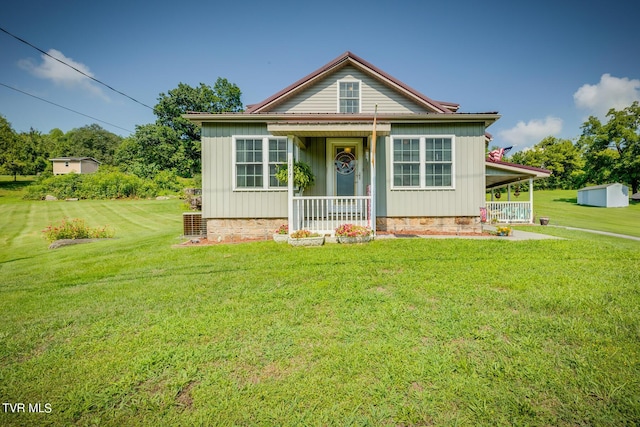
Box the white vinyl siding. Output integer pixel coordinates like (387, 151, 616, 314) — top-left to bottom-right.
(391, 135, 455, 189)
(233, 136, 287, 190)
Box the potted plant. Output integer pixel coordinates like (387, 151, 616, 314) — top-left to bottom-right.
(539, 217, 550, 226)
(494, 225, 512, 236)
(288, 229, 324, 247)
(335, 224, 373, 244)
(275, 161, 315, 195)
(273, 224, 288, 242)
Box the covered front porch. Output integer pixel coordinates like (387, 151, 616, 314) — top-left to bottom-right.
(485, 161, 551, 224)
(272, 121, 387, 236)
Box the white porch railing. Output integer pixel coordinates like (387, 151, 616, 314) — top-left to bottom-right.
(486, 201, 532, 223)
(292, 196, 372, 235)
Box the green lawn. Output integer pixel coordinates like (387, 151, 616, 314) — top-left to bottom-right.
(489, 188, 640, 238)
(1, 180, 639, 426)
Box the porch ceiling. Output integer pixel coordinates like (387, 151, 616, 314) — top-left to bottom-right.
(267, 122, 391, 137)
(486, 161, 551, 189)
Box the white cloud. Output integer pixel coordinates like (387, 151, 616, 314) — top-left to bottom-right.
(573, 74, 640, 118)
(498, 116, 563, 148)
(19, 49, 108, 100)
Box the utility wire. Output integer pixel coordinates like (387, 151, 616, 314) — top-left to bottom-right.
(0, 26, 154, 110)
(0, 82, 134, 133)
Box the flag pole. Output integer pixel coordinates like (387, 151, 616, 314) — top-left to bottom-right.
(370, 104, 378, 235)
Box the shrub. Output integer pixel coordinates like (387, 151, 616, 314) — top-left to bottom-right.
(335, 224, 371, 237)
(290, 229, 319, 238)
(42, 218, 115, 243)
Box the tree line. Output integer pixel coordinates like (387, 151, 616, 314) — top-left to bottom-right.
(501, 102, 640, 195)
(1, 80, 638, 195)
(0, 78, 242, 181)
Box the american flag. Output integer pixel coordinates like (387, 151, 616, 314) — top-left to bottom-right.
(487, 146, 512, 162)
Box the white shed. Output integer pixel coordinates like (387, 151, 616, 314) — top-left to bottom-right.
(577, 183, 629, 207)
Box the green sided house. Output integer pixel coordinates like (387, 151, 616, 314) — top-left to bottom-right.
(185, 52, 549, 242)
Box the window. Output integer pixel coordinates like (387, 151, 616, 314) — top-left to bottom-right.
(392, 136, 454, 189)
(338, 80, 360, 113)
(234, 136, 288, 190)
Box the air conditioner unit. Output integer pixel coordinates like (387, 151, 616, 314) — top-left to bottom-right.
(183, 212, 206, 237)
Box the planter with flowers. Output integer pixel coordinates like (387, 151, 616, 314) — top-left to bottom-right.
(494, 225, 512, 237)
(288, 229, 324, 247)
(335, 224, 373, 244)
(273, 224, 289, 242)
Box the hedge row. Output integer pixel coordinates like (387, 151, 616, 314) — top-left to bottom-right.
(24, 170, 182, 200)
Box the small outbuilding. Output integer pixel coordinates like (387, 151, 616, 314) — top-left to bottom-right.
(577, 183, 629, 208)
(50, 157, 100, 175)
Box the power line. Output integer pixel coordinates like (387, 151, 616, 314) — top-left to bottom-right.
(0, 26, 154, 110)
(0, 82, 134, 133)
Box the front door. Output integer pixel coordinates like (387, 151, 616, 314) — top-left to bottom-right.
(327, 138, 363, 197)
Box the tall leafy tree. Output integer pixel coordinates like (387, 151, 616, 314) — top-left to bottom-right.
(509, 137, 585, 189)
(115, 124, 192, 178)
(578, 101, 640, 194)
(0, 115, 26, 180)
(152, 79, 243, 175)
(64, 124, 123, 165)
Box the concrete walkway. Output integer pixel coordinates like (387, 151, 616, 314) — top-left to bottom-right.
(547, 225, 640, 242)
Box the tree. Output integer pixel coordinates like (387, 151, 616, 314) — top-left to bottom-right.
(578, 101, 640, 194)
(64, 124, 123, 165)
(509, 137, 585, 189)
(0, 115, 27, 180)
(153, 79, 243, 175)
(115, 124, 192, 178)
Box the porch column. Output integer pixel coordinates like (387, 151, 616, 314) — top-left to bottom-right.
(529, 177, 534, 223)
(370, 135, 377, 235)
(287, 136, 294, 233)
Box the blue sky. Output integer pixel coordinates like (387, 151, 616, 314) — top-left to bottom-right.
(1, 0, 639, 152)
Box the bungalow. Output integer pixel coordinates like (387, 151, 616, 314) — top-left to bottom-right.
(184, 52, 549, 241)
(50, 157, 100, 175)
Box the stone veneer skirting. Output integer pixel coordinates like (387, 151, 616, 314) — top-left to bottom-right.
(377, 216, 482, 234)
(207, 216, 481, 241)
(207, 218, 287, 243)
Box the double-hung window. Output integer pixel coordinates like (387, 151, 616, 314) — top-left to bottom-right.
(234, 136, 288, 190)
(338, 80, 360, 113)
(392, 136, 454, 189)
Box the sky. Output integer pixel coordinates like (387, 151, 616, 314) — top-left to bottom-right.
(1, 0, 639, 152)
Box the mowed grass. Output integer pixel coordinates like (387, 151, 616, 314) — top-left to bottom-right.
(490, 188, 640, 238)
(1, 181, 639, 426)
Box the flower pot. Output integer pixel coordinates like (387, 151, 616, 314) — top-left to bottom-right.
(288, 236, 324, 247)
(539, 217, 550, 226)
(273, 234, 288, 243)
(337, 235, 372, 244)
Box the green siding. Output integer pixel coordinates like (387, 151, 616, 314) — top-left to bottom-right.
(379, 123, 486, 217)
(201, 123, 287, 218)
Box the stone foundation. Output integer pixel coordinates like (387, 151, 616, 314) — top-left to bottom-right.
(206, 218, 287, 243)
(376, 216, 482, 234)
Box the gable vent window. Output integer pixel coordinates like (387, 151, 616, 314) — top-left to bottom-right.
(338, 80, 360, 113)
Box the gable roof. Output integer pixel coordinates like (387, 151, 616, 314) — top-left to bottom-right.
(245, 51, 459, 114)
(49, 157, 101, 164)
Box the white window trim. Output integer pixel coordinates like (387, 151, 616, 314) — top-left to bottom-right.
(232, 136, 288, 191)
(390, 135, 456, 190)
(337, 78, 361, 113)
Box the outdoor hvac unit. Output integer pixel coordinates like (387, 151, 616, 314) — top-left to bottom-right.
(183, 212, 206, 237)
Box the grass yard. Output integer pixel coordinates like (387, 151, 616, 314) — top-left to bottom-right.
(490, 188, 640, 238)
(1, 180, 639, 426)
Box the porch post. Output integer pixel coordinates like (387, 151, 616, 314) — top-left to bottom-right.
(287, 136, 294, 233)
(529, 177, 534, 223)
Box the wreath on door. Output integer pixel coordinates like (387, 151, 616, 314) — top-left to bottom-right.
(334, 151, 356, 175)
